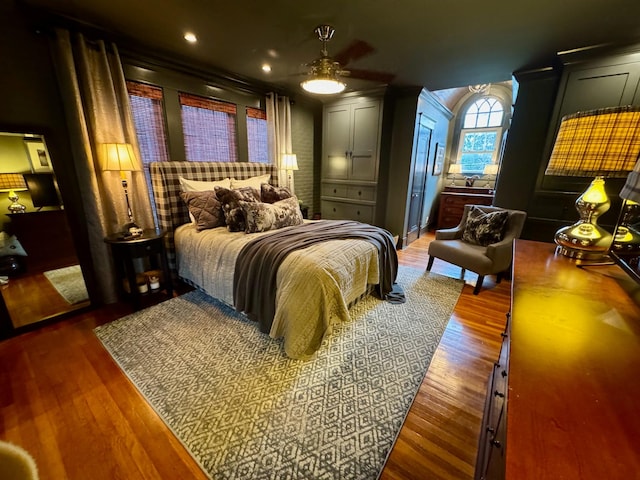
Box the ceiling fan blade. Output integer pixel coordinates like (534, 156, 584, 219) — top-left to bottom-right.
(347, 68, 395, 84)
(333, 39, 375, 66)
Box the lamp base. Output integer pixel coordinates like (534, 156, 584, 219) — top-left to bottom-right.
(122, 221, 143, 238)
(554, 222, 613, 260)
(8, 202, 26, 213)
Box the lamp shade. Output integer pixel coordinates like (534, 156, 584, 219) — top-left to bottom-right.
(448, 164, 462, 174)
(0, 173, 27, 192)
(282, 154, 299, 171)
(98, 143, 140, 172)
(483, 164, 499, 175)
(620, 154, 640, 203)
(545, 106, 640, 178)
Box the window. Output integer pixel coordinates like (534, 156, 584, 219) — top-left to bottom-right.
(458, 97, 504, 174)
(126, 81, 170, 221)
(179, 92, 238, 162)
(246, 107, 269, 163)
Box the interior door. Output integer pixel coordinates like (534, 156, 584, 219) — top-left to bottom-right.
(406, 118, 432, 244)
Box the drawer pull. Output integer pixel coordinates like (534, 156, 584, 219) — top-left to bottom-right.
(358, 191, 362, 196)
(491, 440, 502, 448)
(501, 370, 507, 378)
(501, 332, 508, 338)
(486, 427, 495, 434)
(333, 208, 336, 212)
(494, 390, 505, 398)
(357, 211, 360, 215)
(334, 189, 337, 194)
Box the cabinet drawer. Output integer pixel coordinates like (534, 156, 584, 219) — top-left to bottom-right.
(346, 185, 376, 201)
(321, 200, 374, 223)
(322, 183, 349, 198)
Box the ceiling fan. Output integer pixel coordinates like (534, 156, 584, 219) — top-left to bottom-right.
(300, 25, 394, 95)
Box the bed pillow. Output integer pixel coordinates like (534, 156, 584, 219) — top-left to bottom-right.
(0, 231, 27, 256)
(179, 176, 231, 192)
(261, 183, 292, 204)
(240, 196, 304, 233)
(180, 191, 225, 231)
(230, 174, 271, 192)
(216, 186, 261, 232)
(462, 206, 509, 246)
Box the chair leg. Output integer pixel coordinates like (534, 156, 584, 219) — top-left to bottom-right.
(474, 275, 485, 295)
(426, 255, 435, 271)
(496, 272, 503, 284)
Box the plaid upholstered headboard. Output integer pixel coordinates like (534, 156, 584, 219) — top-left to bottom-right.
(150, 161, 279, 274)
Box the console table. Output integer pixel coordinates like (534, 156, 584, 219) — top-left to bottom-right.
(476, 239, 640, 479)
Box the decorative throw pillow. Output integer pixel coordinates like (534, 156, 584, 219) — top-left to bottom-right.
(230, 174, 271, 191)
(179, 176, 231, 192)
(462, 206, 509, 246)
(215, 186, 261, 232)
(240, 196, 304, 233)
(261, 183, 292, 204)
(0, 231, 27, 256)
(180, 191, 225, 231)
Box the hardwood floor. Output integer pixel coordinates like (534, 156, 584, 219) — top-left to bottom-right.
(1, 268, 90, 328)
(0, 232, 510, 480)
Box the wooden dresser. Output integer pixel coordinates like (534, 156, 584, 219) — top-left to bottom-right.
(437, 186, 494, 229)
(6, 210, 78, 273)
(475, 240, 640, 479)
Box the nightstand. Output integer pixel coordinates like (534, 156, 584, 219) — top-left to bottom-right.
(104, 229, 173, 310)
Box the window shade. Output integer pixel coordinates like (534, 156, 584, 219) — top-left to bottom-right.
(246, 107, 269, 164)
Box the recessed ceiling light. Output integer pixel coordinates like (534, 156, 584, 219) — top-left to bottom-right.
(184, 32, 197, 43)
(262, 64, 272, 73)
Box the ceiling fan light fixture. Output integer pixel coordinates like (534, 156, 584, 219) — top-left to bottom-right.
(301, 76, 346, 94)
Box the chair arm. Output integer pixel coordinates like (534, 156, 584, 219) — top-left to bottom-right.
(435, 226, 463, 240)
(486, 238, 514, 271)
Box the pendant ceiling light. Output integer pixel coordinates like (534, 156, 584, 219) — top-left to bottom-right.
(301, 25, 348, 95)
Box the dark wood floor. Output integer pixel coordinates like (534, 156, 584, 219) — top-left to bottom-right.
(1, 267, 90, 328)
(0, 232, 510, 480)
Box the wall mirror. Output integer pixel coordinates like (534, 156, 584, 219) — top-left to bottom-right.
(0, 131, 89, 331)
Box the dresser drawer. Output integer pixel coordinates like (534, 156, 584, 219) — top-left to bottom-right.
(322, 183, 349, 198)
(321, 200, 374, 223)
(322, 183, 376, 202)
(346, 185, 376, 201)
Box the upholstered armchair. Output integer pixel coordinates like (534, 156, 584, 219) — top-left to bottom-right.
(427, 205, 527, 294)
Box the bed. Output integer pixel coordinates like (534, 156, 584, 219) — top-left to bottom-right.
(150, 161, 400, 359)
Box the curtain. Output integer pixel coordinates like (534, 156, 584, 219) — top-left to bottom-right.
(51, 29, 154, 303)
(266, 93, 293, 190)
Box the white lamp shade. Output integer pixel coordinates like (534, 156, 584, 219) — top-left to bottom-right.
(448, 164, 462, 174)
(98, 143, 140, 172)
(282, 154, 299, 171)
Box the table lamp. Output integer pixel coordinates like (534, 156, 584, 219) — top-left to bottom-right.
(98, 142, 143, 237)
(448, 164, 461, 186)
(282, 153, 298, 191)
(545, 105, 640, 260)
(0, 173, 28, 213)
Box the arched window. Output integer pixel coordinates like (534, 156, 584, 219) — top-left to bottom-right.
(457, 97, 505, 174)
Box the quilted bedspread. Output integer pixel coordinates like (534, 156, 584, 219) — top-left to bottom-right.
(174, 221, 380, 358)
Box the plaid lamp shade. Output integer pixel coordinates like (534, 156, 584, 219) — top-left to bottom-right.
(545, 105, 640, 178)
(0, 173, 27, 191)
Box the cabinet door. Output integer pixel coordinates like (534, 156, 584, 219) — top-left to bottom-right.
(350, 101, 380, 181)
(558, 63, 640, 117)
(323, 104, 351, 180)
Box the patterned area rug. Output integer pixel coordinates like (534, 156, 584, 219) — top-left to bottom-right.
(95, 266, 463, 480)
(43, 265, 89, 304)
